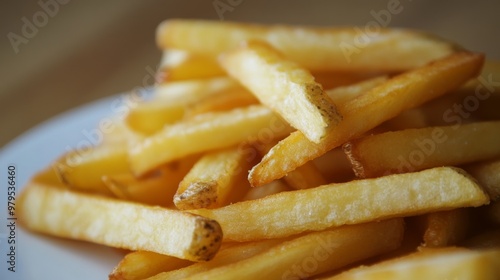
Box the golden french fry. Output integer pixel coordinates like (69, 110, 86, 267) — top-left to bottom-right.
(281, 160, 327, 190)
(465, 158, 500, 201)
(312, 71, 387, 90)
(174, 219, 404, 280)
(221, 40, 341, 143)
(343, 121, 500, 178)
(420, 208, 470, 248)
(109, 251, 192, 280)
(146, 239, 284, 280)
(192, 167, 488, 242)
(254, 141, 326, 190)
(327, 247, 500, 280)
(104, 156, 198, 207)
(126, 77, 242, 135)
(18, 183, 223, 261)
(184, 87, 259, 118)
(174, 146, 253, 210)
(325, 75, 388, 104)
(249, 52, 484, 186)
(242, 180, 291, 201)
(412, 61, 500, 127)
(158, 49, 225, 82)
(157, 20, 456, 72)
(55, 144, 129, 195)
(129, 105, 293, 176)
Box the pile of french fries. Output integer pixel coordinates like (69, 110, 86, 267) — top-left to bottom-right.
(18, 20, 500, 279)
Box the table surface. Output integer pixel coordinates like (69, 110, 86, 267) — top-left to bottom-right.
(1, 0, 499, 148)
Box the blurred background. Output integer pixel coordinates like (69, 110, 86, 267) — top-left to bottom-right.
(1, 0, 499, 147)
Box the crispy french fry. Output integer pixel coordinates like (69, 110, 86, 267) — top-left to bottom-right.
(221, 40, 341, 143)
(420, 208, 470, 248)
(242, 180, 291, 201)
(254, 141, 326, 190)
(184, 87, 259, 118)
(327, 247, 500, 280)
(249, 52, 484, 186)
(464, 158, 500, 201)
(109, 251, 192, 280)
(129, 105, 293, 176)
(325, 75, 388, 104)
(281, 160, 327, 190)
(18, 183, 223, 261)
(192, 167, 488, 242)
(55, 144, 129, 195)
(126, 77, 242, 135)
(157, 20, 456, 72)
(104, 156, 198, 207)
(344, 121, 500, 178)
(313, 71, 387, 90)
(158, 49, 225, 82)
(174, 147, 253, 210)
(175, 219, 404, 280)
(146, 239, 284, 280)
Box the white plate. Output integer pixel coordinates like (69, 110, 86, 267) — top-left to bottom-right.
(0, 93, 143, 280)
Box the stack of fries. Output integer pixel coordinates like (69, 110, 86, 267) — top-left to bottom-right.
(18, 20, 500, 279)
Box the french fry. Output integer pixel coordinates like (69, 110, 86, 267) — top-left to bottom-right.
(281, 160, 327, 190)
(126, 77, 242, 135)
(312, 71, 387, 90)
(146, 239, 284, 280)
(420, 208, 470, 248)
(221, 40, 341, 143)
(343, 121, 500, 178)
(184, 87, 259, 118)
(158, 49, 225, 82)
(325, 75, 388, 105)
(254, 141, 326, 190)
(242, 180, 291, 201)
(157, 20, 456, 72)
(249, 52, 484, 186)
(18, 183, 223, 261)
(328, 247, 500, 280)
(174, 146, 253, 210)
(103, 156, 198, 207)
(172, 219, 404, 280)
(55, 144, 129, 195)
(464, 158, 500, 201)
(192, 167, 488, 242)
(109, 251, 192, 280)
(129, 105, 293, 176)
